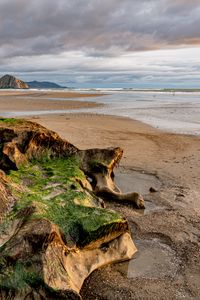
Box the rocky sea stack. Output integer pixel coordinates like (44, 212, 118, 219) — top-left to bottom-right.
(0, 118, 144, 299)
(0, 74, 29, 89)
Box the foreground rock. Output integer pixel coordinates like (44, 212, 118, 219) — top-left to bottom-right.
(0, 74, 29, 89)
(0, 118, 143, 299)
(80, 148, 145, 209)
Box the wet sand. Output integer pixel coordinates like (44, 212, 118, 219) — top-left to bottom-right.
(27, 113, 200, 300)
(0, 90, 103, 112)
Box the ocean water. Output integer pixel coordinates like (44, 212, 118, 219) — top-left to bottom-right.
(1, 89, 200, 135)
(91, 91, 200, 135)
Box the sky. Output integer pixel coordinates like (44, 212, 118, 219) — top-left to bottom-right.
(0, 0, 200, 88)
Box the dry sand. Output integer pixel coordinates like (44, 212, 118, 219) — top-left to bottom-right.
(26, 112, 200, 300)
(1, 90, 199, 299)
(0, 90, 103, 112)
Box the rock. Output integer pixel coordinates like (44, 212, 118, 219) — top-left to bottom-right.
(177, 193, 185, 197)
(0, 74, 29, 89)
(79, 148, 145, 209)
(0, 118, 78, 171)
(149, 187, 158, 193)
(0, 118, 139, 299)
(0, 170, 15, 221)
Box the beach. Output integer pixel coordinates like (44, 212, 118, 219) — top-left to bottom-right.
(1, 89, 200, 135)
(0, 90, 103, 112)
(1, 91, 200, 299)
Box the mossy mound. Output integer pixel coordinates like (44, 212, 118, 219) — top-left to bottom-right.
(0, 118, 136, 299)
(5, 155, 126, 248)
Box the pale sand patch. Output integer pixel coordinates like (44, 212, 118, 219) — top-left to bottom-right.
(0, 90, 105, 98)
(0, 90, 104, 112)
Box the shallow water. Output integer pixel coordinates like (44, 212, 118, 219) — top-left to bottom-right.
(1, 90, 200, 135)
(114, 168, 161, 195)
(113, 238, 179, 279)
(92, 91, 200, 135)
(114, 168, 166, 215)
(128, 238, 178, 279)
(112, 167, 179, 280)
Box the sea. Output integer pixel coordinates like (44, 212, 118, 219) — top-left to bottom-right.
(1, 89, 200, 136)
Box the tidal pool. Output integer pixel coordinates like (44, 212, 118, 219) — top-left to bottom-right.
(113, 238, 179, 280)
(114, 167, 161, 195)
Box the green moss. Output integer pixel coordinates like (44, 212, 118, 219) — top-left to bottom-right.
(0, 122, 127, 294)
(5, 155, 124, 247)
(44, 199, 123, 247)
(0, 262, 44, 291)
(0, 118, 22, 124)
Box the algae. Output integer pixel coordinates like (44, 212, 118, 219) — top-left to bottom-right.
(0, 262, 43, 291)
(0, 119, 130, 296)
(5, 155, 124, 247)
(0, 118, 23, 125)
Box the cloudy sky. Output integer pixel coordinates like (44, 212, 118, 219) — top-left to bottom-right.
(0, 0, 200, 88)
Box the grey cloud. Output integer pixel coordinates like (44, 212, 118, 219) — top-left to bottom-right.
(0, 0, 200, 88)
(0, 0, 200, 60)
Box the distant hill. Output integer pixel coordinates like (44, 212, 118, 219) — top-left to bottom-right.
(0, 75, 66, 89)
(0, 74, 29, 89)
(27, 81, 65, 89)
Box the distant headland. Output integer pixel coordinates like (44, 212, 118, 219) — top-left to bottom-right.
(26, 80, 66, 89)
(0, 74, 29, 89)
(0, 74, 65, 89)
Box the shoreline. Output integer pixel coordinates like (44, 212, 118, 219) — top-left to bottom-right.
(0, 90, 105, 97)
(0, 90, 104, 112)
(1, 89, 200, 137)
(30, 112, 200, 138)
(3, 110, 200, 137)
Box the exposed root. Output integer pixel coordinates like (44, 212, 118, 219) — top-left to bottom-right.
(95, 186, 145, 209)
(79, 149, 145, 209)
